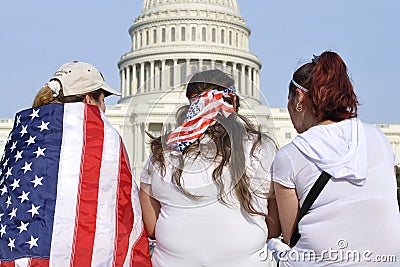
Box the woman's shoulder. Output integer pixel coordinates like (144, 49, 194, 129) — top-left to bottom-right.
(277, 141, 298, 156)
(273, 141, 307, 170)
(361, 120, 386, 136)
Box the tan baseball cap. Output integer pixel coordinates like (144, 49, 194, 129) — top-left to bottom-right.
(50, 61, 121, 97)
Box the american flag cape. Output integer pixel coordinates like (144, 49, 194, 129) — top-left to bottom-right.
(0, 103, 151, 267)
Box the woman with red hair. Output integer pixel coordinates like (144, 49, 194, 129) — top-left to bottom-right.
(270, 51, 400, 266)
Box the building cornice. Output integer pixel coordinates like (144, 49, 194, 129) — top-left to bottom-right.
(118, 49, 261, 68)
(130, 15, 249, 34)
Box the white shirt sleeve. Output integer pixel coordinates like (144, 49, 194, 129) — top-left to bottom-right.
(272, 148, 296, 189)
(250, 137, 276, 196)
(140, 154, 156, 185)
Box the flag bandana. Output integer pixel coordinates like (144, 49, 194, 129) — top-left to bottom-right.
(0, 103, 151, 267)
(166, 86, 236, 155)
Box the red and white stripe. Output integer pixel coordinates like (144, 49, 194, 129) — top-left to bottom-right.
(1, 103, 151, 267)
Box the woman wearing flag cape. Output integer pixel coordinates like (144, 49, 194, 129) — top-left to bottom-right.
(0, 61, 151, 266)
(140, 69, 280, 266)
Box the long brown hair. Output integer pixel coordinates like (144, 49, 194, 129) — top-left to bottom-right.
(289, 51, 358, 122)
(150, 69, 274, 217)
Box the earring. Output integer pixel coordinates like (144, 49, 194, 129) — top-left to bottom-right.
(296, 103, 303, 112)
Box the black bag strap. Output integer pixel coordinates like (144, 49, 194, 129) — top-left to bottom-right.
(289, 171, 331, 247)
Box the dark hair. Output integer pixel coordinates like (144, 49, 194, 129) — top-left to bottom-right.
(150, 69, 271, 217)
(289, 51, 358, 122)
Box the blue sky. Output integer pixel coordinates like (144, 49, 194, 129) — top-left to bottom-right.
(0, 0, 399, 124)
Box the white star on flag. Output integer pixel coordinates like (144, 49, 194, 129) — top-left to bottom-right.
(2, 158, 9, 168)
(20, 125, 28, 137)
(10, 179, 20, 191)
(27, 204, 40, 218)
(17, 221, 29, 233)
(6, 133, 12, 144)
(16, 115, 21, 126)
(9, 208, 17, 220)
(0, 213, 3, 222)
(8, 238, 15, 251)
(0, 224, 6, 237)
(29, 109, 40, 120)
(5, 196, 12, 208)
(18, 191, 30, 203)
(21, 162, 32, 173)
(0, 185, 7, 196)
(25, 135, 37, 146)
(31, 175, 44, 188)
(33, 147, 46, 158)
(5, 167, 13, 178)
(14, 150, 23, 162)
(10, 141, 17, 152)
(26, 236, 39, 249)
(38, 121, 50, 131)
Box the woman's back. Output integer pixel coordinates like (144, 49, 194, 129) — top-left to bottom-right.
(273, 120, 400, 266)
(141, 133, 276, 267)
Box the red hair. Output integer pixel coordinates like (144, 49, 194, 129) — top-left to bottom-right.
(290, 51, 358, 122)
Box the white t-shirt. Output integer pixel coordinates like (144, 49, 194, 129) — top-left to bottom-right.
(273, 119, 400, 266)
(141, 133, 276, 267)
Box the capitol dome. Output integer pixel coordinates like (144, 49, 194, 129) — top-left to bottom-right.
(109, 0, 274, 176)
(118, 0, 261, 100)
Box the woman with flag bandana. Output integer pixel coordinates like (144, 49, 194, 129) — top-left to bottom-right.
(140, 69, 280, 266)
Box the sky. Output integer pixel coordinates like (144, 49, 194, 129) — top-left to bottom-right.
(0, 0, 399, 124)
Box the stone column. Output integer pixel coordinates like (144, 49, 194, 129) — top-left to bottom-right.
(140, 122, 145, 161)
(256, 69, 261, 100)
(132, 64, 137, 95)
(199, 59, 203, 72)
(245, 65, 249, 95)
(126, 66, 131, 96)
(222, 61, 227, 72)
(252, 67, 256, 98)
(186, 58, 190, 79)
(232, 63, 239, 93)
(155, 62, 161, 91)
(133, 122, 139, 175)
(211, 60, 216, 69)
(240, 64, 245, 96)
(121, 68, 126, 97)
(140, 63, 145, 93)
(167, 61, 172, 89)
(150, 61, 155, 92)
(173, 59, 179, 87)
(161, 60, 166, 91)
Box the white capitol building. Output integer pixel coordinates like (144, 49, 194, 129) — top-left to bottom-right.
(0, 0, 399, 176)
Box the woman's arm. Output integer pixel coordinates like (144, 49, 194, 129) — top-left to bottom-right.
(266, 195, 281, 239)
(140, 183, 161, 240)
(273, 182, 299, 244)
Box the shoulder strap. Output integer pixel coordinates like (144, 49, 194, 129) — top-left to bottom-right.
(289, 171, 331, 247)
